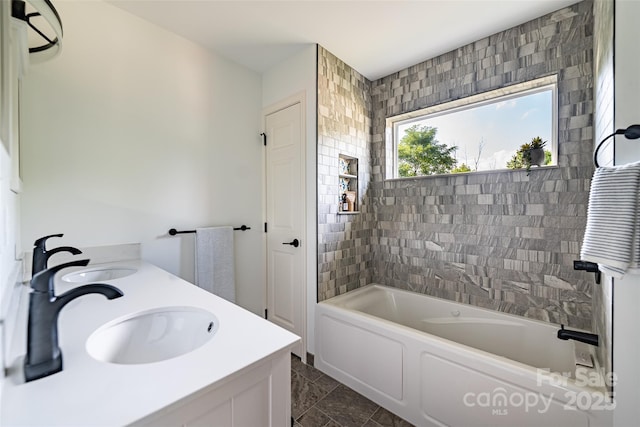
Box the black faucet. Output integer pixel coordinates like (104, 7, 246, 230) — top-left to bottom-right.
(557, 324, 599, 346)
(32, 234, 82, 276)
(24, 259, 124, 382)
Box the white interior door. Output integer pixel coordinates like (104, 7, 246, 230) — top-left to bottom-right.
(265, 101, 305, 359)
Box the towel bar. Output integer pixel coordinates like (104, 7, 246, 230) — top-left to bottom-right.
(168, 225, 250, 235)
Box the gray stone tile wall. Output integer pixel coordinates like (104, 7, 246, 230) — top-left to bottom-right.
(318, 1, 596, 330)
(317, 47, 374, 301)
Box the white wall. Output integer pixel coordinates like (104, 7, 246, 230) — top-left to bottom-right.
(592, 0, 615, 388)
(612, 1, 640, 426)
(262, 44, 317, 355)
(0, 0, 24, 396)
(0, 138, 21, 390)
(19, 1, 265, 315)
(614, 1, 640, 166)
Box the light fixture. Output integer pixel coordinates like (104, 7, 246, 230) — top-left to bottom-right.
(11, 0, 63, 64)
(593, 124, 640, 168)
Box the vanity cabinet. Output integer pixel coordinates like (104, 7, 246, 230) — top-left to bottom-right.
(338, 154, 359, 214)
(134, 349, 291, 426)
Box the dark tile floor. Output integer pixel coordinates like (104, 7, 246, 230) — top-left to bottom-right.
(291, 355, 414, 427)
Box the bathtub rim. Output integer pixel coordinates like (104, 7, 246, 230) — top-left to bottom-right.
(321, 283, 592, 332)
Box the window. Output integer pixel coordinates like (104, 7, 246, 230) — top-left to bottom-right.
(386, 75, 557, 178)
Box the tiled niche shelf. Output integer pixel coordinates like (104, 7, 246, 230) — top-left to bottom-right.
(338, 154, 359, 214)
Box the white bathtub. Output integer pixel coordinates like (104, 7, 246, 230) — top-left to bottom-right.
(315, 284, 612, 427)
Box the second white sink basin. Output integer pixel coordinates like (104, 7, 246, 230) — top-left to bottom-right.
(62, 267, 137, 283)
(86, 307, 218, 365)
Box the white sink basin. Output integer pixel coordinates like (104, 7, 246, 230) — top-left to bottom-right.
(62, 267, 137, 283)
(86, 307, 218, 364)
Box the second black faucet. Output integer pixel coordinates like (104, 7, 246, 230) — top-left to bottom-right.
(31, 233, 82, 276)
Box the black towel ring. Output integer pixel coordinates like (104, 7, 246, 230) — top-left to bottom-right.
(594, 125, 640, 168)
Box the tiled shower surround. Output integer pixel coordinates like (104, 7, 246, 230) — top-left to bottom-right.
(318, 0, 595, 330)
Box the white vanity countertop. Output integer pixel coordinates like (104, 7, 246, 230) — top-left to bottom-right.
(1, 260, 300, 426)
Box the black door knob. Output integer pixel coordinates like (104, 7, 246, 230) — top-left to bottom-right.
(282, 239, 300, 248)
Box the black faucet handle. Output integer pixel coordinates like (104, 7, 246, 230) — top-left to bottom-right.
(573, 260, 601, 284)
(30, 259, 90, 293)
(47, 246, 83, 257)
(33, 234, 64, 250)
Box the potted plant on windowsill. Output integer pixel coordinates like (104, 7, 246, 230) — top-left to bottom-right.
(526, 137, 547, 169)
(506, 137, 548, 175)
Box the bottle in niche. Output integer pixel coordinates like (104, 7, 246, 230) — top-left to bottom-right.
(342, 194, 349, 211)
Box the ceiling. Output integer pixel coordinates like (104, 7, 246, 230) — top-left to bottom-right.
(108, 0, 579, 81)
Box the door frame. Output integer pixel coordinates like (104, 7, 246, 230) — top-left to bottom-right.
(262, 91, 307, 362)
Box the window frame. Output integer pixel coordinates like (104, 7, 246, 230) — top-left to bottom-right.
(385, 75, 558, 180)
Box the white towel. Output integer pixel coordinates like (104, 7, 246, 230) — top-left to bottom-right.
(581, 161, 640, 278)
(195, 226, 236, 303)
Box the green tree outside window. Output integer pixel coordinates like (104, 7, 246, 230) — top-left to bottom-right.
(398, 125, 457, 177)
